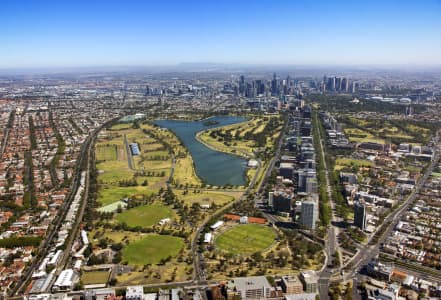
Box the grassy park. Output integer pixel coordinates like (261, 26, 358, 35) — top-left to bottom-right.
(97, 186, 157, 206)
(197, 115, 283, 158)
(95, 124, 171, 207)
(81, 271, 110, 285)
(116, 204, 174, 227)
(96, 144, 118, 161)
(122, 234, 184, 266)
(215, 224, 277, 255)
(176, 190, 239, 206)
(90, 119, 264, 285)
(141, 123, 202, 187)
(342, 116, 437, 145)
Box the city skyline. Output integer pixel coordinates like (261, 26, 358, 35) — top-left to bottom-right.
(2, 0, 441, 68)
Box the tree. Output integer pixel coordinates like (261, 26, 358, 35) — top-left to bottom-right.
(109, 278, 118, 286)
(98, 238, 108, 249)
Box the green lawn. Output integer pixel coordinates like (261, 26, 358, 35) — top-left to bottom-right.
(116, 204, 173, 227)
(215, 224, 276, 255)
(97, 200, 127, 213)
(96, 144, 118, 161)
(97, 161, 133, 184)
(122, 234, 184, 265)
(334, 158, 374, 170)
(177, 191, 236, 206)
(98, 186, 156, 206)
(110, 123, 133, 130)
(81, 271, 110, 285)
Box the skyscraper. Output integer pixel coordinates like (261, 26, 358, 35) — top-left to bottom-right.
(239, 75, 245, 96)
(271, 73, 278, 95)
(341, 77, 349, 92)
(300, 200, 318, 229)
(327, 77, 336, 91)
(354, 201, 367, 230)
(351, 81, 357, 93)
(335, 77, 342, 91)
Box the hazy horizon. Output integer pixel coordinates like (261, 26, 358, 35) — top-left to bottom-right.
(2, 0, 441, 68)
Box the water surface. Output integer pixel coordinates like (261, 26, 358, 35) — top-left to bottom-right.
(154, 116, 248, 186)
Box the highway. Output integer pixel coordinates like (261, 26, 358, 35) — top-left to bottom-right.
(1, 110, 14, 156)
(316, 123, 440, 299)
(10, 117, 119, 297)
(48, 123, 103, 291)
(347, 143, 440, 276)
(0, 128, 9, 156)
(256, 113, 288, 196)
(315, 111, 342, 300)
(327, 132, 440, 300)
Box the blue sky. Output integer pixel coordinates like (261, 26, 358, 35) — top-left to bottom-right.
(2, 0, 441, 68)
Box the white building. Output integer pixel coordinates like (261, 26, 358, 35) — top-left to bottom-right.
(248, 159, 259, 168)
(210, 220, 224, 230)
(227, 276, 274, 299)
(268, 192, 274, 207)
(126, 285, 144, 300)
(81, 230, 89, 245)
(159, 218, 171, 225)
(240, 216, 249, 224)
(52, 269, 77, 292)
(47, 250, 63, 267)
(204, 233, 212, 243)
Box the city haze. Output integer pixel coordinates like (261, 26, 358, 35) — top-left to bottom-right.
(2, 0, 441, 68)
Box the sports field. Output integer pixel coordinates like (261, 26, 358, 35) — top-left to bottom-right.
(96, 161, 132, 184)
(81, 271, 110, 285)
(96, 144, 118, 161)
(176, 190, 237, 206)
(215, 224, 276, 255)
(122, 234, 184, 265)
(116, 204, 173, 227)
(97, 186, 156, 206)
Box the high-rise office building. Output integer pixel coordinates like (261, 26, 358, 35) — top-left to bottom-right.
(354, 201, 367, 230)
(268, 191, 274, 207)
(271, 73, 278, 95)
(351, 81, 357, 93)
(327, 77, 336, 91)
(341, 77, 349, 92)
(300, 200, 318, 229)
(335, 77, 342, 91)
(273, 193, 292, 213)
(239, 75, 245, 96)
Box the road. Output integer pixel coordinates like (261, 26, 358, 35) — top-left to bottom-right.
(317, 123, 440, 299)
(10, 117, 120, 296)
(331, 132, 440, 300)
(191, 155, 262, 283)
(48, 124, 100, 290)
(1, 110, 14, 156)
(0, 128, 9, 156)
(346, 142, 440, 278)
(256, 114, 288, 195)
(124, 134, 135, 170)
(314, 112, 342, 300)
(193, 114, 288, 283)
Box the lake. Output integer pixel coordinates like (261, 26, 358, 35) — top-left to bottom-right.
(154, 116, 248, 186)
